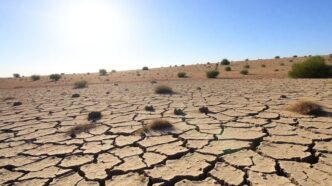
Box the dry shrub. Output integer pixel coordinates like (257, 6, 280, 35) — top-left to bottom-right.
(147, 119, 173, 131)
(199, 106, 209, 114)
(134, 119, 174, 136)
(145, 105, 155, 111)
(88, 111, 102, 121)
(155, 85, 173, 94)
(66, 124, 96, 137)
(74, 80, 87, 89)
(174, 108, 185, 115)
(288, 101, 323, 115)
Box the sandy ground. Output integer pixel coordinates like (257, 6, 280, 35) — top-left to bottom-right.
(0, 56, 332, 185)
(1, 55, 331, 89)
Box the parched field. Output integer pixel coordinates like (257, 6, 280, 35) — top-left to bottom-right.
(0, 79, 331, 186)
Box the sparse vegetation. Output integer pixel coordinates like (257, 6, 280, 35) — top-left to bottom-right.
(142, 66, 149, 70)
(13, 101, 22, 106)
(280, 63, 285, 66)
(177, 72, 187, 78)
(145, 105, 154, 111)
(293, 55, 298, 58)
(66, 124, 97, 138)
(155, 85, 173, 94)
(73, 80, 87, 89)
(288, 101, 323, 115)
(244, 64, 250, 69)
(99, 69, 107, 76)
(72, 93, 80, 98)
(240, 69, 249, 75)
(147, 119, 173, 131)
(31, 75, 40, 81)
(275, 56, 280, 59)
(111, 69, 116, 73)
(174, 108, 185, 115)
(288, 56, 332, 78)
(261, 64, 266, 68)
(87, 111, 102, 121)
(49, 74, 61, 81)
(13, 73, 20, 78)
(275, 69, 279, 72)
(220, 59, 230, 65)
(225, 66, 231, 71)
(199, 106, 209, 114)
(206, 70, 219, 78)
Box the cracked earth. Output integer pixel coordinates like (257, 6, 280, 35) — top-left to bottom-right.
(0, 79, 331, 186)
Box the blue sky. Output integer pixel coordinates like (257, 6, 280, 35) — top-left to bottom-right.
(0, 0, 332, 77)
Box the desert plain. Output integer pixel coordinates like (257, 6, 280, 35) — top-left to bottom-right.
(0, 56, 332, 186)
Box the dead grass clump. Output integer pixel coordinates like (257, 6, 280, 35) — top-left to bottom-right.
(288, 101, 323, 115)
(147, 119, 173, 131)
(199, 106, 209, 114)
(240, 69, 249, 75)
(66, 124, 96, 138)
(88, 111, 102, 121)
(145, 105, 155, 111)
(174, 108, 185, 115)
(72, 93, 80, 98)
(155, 85, 173, 94)
(13, 102, 22, 106)
(74, 80, 87, 89)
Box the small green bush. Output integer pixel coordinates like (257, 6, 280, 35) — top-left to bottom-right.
(240, 69, 249, 75)
(288, 56, 332, 78)
(275, 56, 280, 59)
(177, 72, 187, 78)
(13, 73, 20, 78)
(220, 59, 230, 65)
(31, 75, 40, 81)
(142, 66, 149, 70)
(244, 64, 250, 69)
(206, 70, 219, 78)
(99, 69, 107, 76)
(49, 74, 61, 81)
(74, 80, 87, 89)
(225, 66, 231, 71)
(293, 55, 298, 58)
(111, 69, 116, 73)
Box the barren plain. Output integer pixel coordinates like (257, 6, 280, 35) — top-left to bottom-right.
(0, 57, 332, 186)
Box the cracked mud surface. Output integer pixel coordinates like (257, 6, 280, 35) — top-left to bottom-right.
(0, 79, 331, 185)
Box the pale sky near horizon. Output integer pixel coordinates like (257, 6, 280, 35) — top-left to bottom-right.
(1, 0, 332, 77)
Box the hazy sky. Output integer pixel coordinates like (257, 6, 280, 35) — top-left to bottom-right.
(1, 0, 332, 77)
